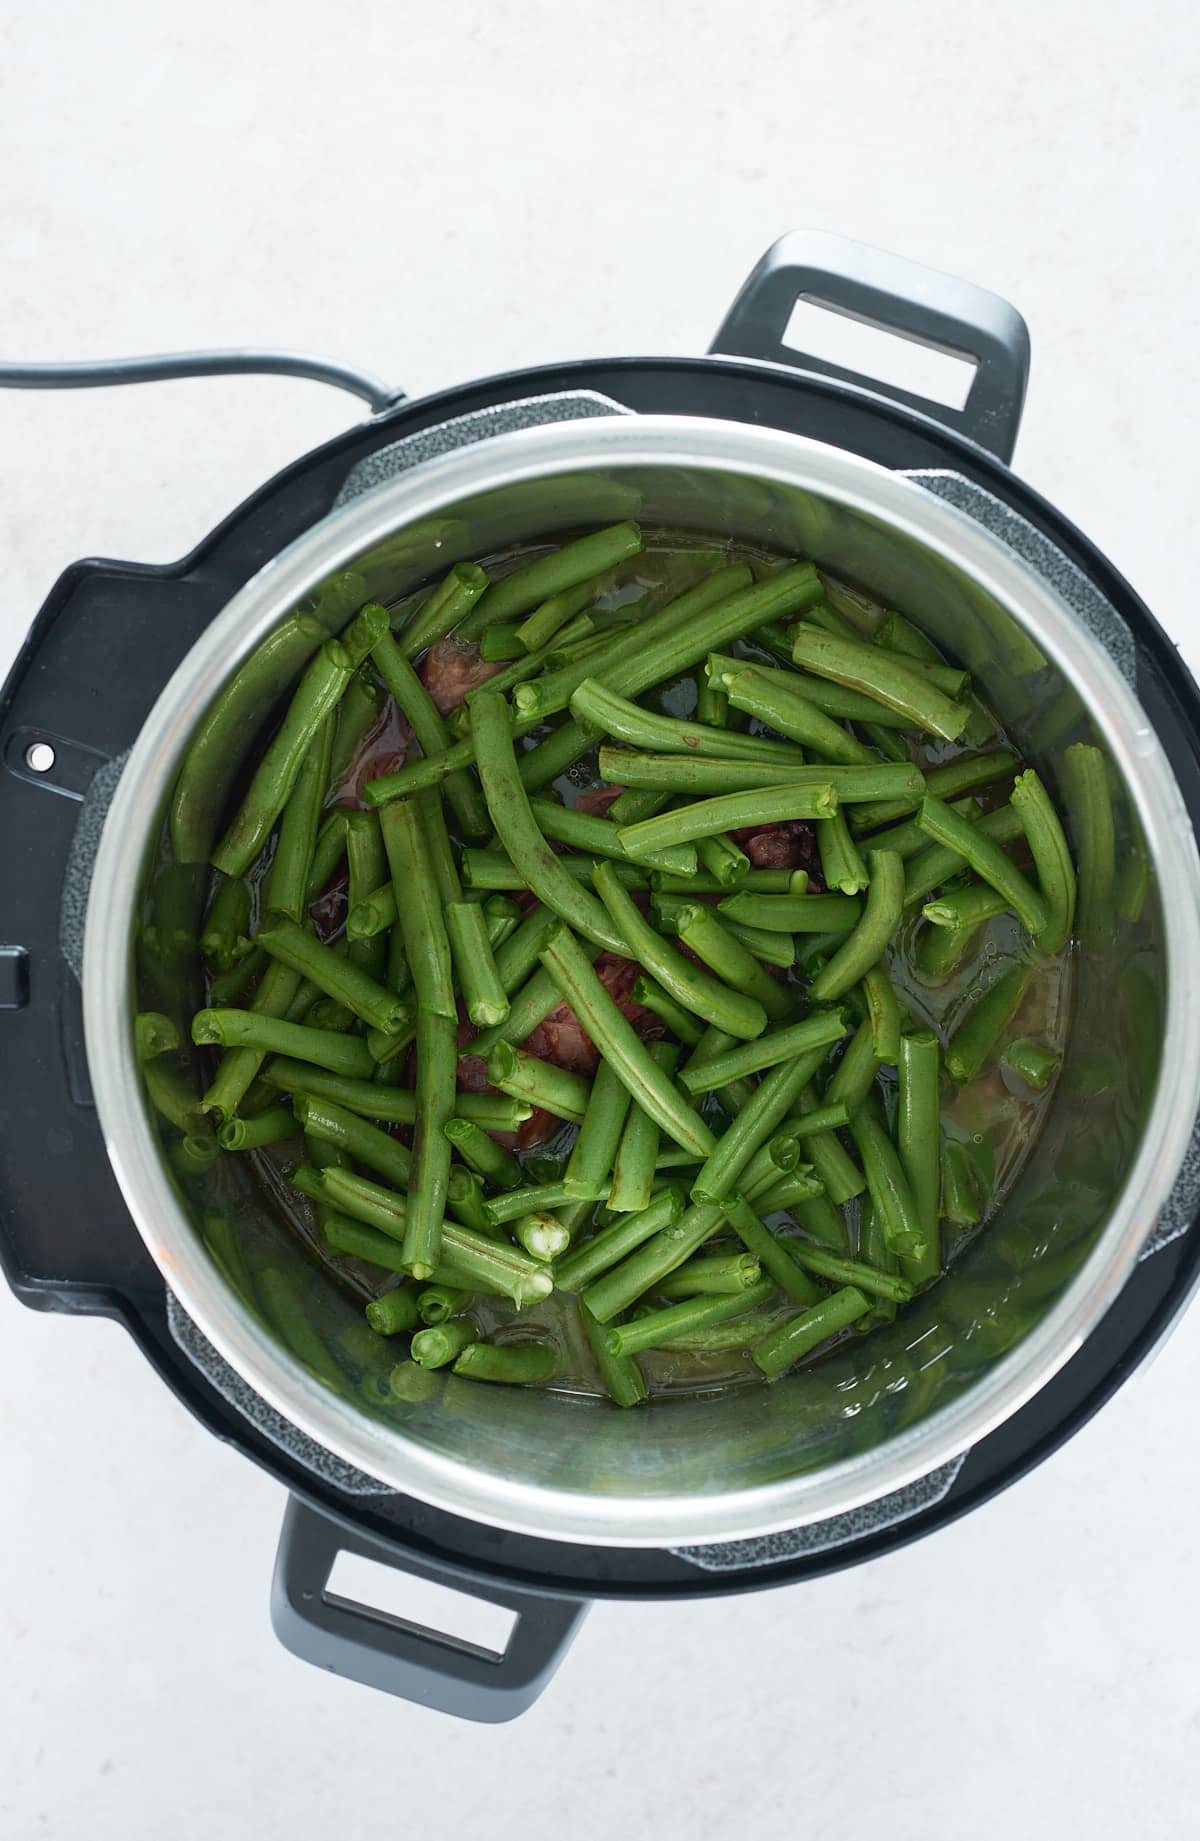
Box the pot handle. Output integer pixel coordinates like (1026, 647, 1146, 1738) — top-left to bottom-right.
(270, 1496, 589, 1722)
(709, 230, 1030, 462)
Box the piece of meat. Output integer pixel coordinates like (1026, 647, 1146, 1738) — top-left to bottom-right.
(420, 637, 504, 714)
(330, 700, 413, 810)
(730, 819, 823, 883)
(309, 866, 348, 942)
(455, 952, 663, 1150)
(573, 783, 625, 818)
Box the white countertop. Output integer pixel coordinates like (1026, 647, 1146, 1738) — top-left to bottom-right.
(3, 3, 1198, 1836)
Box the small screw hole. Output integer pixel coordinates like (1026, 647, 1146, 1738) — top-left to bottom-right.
(25, 741, 56, 774)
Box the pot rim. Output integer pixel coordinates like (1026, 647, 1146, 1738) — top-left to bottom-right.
(83, 414, 1200, 1548)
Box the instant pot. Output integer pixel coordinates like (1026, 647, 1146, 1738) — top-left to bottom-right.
(4, 232, 1200, 1722)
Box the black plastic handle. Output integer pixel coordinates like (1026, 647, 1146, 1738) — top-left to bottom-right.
(710, 230, 1031, 462)
(271, 1497, 588, 1722)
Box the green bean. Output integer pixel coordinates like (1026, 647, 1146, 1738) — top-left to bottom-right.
(922, 882, 1011, 930)
(610, 786, 669, 826)
(200, 877, 252, 970)
(595, 749, 921, 803)
(863, 796, 979, 863)
(750, 663, 912, 728)
(851, 747, 1018, 834)
(378, 797, 456, 1019)
(565, 1058, 633, 1199)
(1001, 1037, 1061, 1089)
(451, 1340, 558, 1384)
(512, 1212, 571, 1262)
(903, 803, 1025, 905)
(629, 976, 705, 1047)
(849, 1104, 927, 1260)
(370, 622, 489, 838)
(786, 1241, 913, 1303)
(655, 869, 795, 896)
(790, 1191, 852, 1252)
(514, 564, 754, 721)
(417, 1283, 471, 1326)
(915, 917, 980, 983)
(479, 626, 527, 662)
(207, 944, 270, 1006)
(874, 608, 939, 658)
(945, 963, 1031, 1086)
(657, 1252, 763, 1298)
(291, 1093, 413, 1188)
(606, 1277, 777, 1357)
(365, 1285, 422, 1336)
(363, 734, 488, 804)
(464, 958, 576, 1063)
(619, 783, 836, 860)
(460, 848, 647, 893)
(539, 927, 716, 1155)
(694, 830, 750, 888)
(789, 627, 969, 741)
(403, 1010, 457, 1278)
(412, 1318, 477, 1369)
(582, 1201, 727, 1322)
(695, 676, 729, 727)
(322, 1212, 411, 1272)
(194, 1009, 375, 1078)
(327, 669, 384, 792)
(662, 901, 793, 1022)
(342, 811, 389, 980)
(1116, 842, 1149, 925)
(346, 882, 397, 941)
(869, 646, 969, 698)
(303, 995, 355, 1032)
(707, 657, 875, 768)
(446, 1166, 493, 1235)
(751, 1286, 870, 1379)
(444, 1117, 523, 1188)
(1010, 767, 1077, 952)
(528, 794, 697, 877)
(212, 608, 388, 876)
(722, 1197, 821, 1302)
(859, 962, 901, 1063)
(692, 1047, 829, 1205)
(486, 1040, 592, 1124)
(471, 690, 627, 953)
(490, 901, 567, 996)
(897, 1030, 941, 1288)
(607, 1042, 677, 1214)
(216, 1106, 297, 1151)
(399, 561, 490, 658)
(790, 1086, 865, 1205)
(940, 1136, 981, 1227)
(579, 1300, 647, 1407)
(261, 1058, 529, 1129)
(256, 916, 410, 1037)
(591, 861, 766, 1040)
(513, 575, 607, 653)
(444, 901, 509, 1029)
(264, 717, 333, 923)
(200, 959, 305, 1121)
(484, 1180, 605, 1226)
(555, 1186, 686, 1293)
(715, 890, 863, 934)
(825, 1018, 882, 1115)
(305, 811, 349, 904)
(168, 1130, 221, 1180)
(914, 797, 1046, 936)
(808, 850, 904, 1002)
(459, 522, 644, 640)
(135, 1011, 181, 1061)
(817, 809, 868, 895)
(679, 1012, 846, 1093)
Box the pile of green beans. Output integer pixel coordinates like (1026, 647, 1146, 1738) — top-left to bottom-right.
(145, 521, 1089, 1405)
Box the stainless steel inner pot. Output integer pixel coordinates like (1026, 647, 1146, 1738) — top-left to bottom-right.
(83, 415, 1200, 1548)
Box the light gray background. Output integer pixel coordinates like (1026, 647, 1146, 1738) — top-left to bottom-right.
(2, 3, 1198, 1836)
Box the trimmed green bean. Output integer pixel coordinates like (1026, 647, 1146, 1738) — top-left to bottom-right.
(460, 848, 648, 893)
(859, 962, 901, 1063)
(716, 890, 863, 934)
(595, 748, 921, 802)
(591, 860, 766, 1040)
(378, 797, 457, 1018)
(291, 1093, 413, 1188)
(485, 1181, 605, 1226)
(825, 1019, 883, 1115)
(610, 786, 669, 826)
(459, 522, 644, 639)
(399, 562, 490, 659)
(657, 1252, 763, 1298)
(791, 1192, 852, 1252)
(365, 1285, 422, 1336)
(262, 1059, 529, 1129)
(915, 917, 980, 983)
(305, 811, 349, 904)
(256, 916, 410, 1037)
(212, 608, 388, 876)
(582, 1201, 727, 1322)
(752, 1286, 870, 1378)
(529, 794, 696, 877)
(412, 1318, 477, 1369)
(915, 796, 1047, 937)
(903, 803, 1025, 905)
(692, 1047, 829, 1205)
(694, 830, 750, 888)
(514, 1212, 573, 1262)
(216, 1106, 297, 1151)
(941, 1136, 981, 1227)
(608, 1042, 677, 1214)
(708, 657, 874, 766)
(446, 1166, 493, 1235)
(789, 627, 969, 742)
(864, 795, 979, 863)
(403, 1010, 457, 1278)
(808, 851, 905, 1002)
(851, 747, 1018, 834)
(817, 809, 868, 895)
(723, 1196, 822, 1302)
(606, 1278, 777, 1358)
(264, 717, 333, 923)
(343, 811, 390, 981)
(444, 901, 509, 1029)
(579, 1300, 647, 1407)
(849, 1104, 927, 1260)
(922, 882, 1011, 930)
(1010, 766, 1077, 952)
(322, 1211, 410, 1272)
(346, 882, 397, 941)
(200, 960, 305, 1121)
(566, 1058, 633, 1199)
(897, 1030, 941, 1288)
(513, 576, 604, 653)
(791, 1086, 865, 1206)
(945, 963, 1031, 1086)
(417, 1283, 472, 1326)
(193, 1009, 376, 1078)
(629, 976, 705, 1047)
(200, 877, 252, 970)
(451, 1340, 558, 1384)
(618, 783, 836, 860)
(327, 670, 384, 792)
(554, 1186, 687, 1293)
(1001, 1037, 1061, 1089)
(444, 1117, 522, 1188)
(679, 1012, 846, 1093)
(369, 623, 490, 839)
(539, 927, 716, 1155)
(487, 1040, 591, 1124)
(787, 1241, 913, 1303)
(135, 1011, 180, 1061)
(664, 901, 792, 1023)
